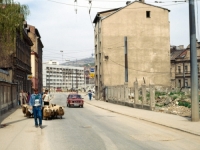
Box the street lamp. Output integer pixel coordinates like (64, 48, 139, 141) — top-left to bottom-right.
(60, 50, 63, 63)
(46, 68, 51, 94)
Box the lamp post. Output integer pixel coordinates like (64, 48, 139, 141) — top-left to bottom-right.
(60, 50, 63, 63)
(46, 68, 50, 94)
(65, 60, 70, 90)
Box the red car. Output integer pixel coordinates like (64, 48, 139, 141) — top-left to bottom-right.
(67, 93, 84, 108)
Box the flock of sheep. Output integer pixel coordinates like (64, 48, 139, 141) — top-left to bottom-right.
(21, 104, 65, 120)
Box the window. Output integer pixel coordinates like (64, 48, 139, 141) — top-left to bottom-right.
(146, 11, 151, 18)
(184, 66, 188, 72)
(178, 79, 181, 88)
(178, 66, 181, 73)
(185, 79, 188, 87)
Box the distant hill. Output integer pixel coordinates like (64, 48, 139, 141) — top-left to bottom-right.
(62, 57, 95, 67)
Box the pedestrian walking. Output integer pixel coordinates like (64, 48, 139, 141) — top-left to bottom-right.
(88, 90, 92, 100)
(42, 89, 51, 106)
(29, 88, 43, 128)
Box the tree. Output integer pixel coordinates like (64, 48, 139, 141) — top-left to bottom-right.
(0, 0, 30, 54)
(0, 0, 30, 67)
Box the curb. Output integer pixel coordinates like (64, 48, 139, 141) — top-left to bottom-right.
(85, 101, 200, 137)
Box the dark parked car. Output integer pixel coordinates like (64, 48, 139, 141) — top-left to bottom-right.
(67, 93, 84, 108)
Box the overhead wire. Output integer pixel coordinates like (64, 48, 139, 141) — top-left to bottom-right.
(109, 58, 173, 74)
(43, 48, 94, 53)
(45, 0, 193, 63)
(47, 0, 188, 10)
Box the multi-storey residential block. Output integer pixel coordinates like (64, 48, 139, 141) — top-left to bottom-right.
(28, 24, 44, 93)
(43, 61, 84, 92)
(170, 41, 200, 88)
(93, 1, 171, 100)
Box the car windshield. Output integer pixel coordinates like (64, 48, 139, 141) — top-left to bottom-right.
(69, 95, 81, 99)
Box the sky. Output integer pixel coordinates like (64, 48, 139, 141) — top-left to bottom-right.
(16, 0, 200, 63)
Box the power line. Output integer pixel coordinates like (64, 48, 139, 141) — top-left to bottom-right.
(109, 58, 172, 74)
(89, 0, 187, 2)
(43, 48, 94, 53)
(47, 0, 188, 10)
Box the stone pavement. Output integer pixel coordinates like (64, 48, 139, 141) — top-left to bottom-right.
(83, 95, 200, 136)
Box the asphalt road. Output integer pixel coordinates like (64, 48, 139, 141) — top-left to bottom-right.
(40, 93, 200, 150)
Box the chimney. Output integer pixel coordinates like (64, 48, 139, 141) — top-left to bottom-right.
(139, 0, 145, 3)
(126, 1, 131, 5)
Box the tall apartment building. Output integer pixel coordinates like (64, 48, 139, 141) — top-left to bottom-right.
(27, 24, 44, 93)
(171, 41, 200, 88)
(93, 1, 171, 100)
(43, 61, 84, 91)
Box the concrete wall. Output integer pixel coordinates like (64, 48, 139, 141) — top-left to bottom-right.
(101, 2, 170, 88)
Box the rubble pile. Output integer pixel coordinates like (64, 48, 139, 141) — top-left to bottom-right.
(167, 106, 191, 117)
(154, 90, 192, 117)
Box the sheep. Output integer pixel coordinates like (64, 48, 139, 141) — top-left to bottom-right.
(53, 105, 64, 119)
(25, 105, 33, 118)
(43, 106, 52, 120)
(21, 104, 28, 116)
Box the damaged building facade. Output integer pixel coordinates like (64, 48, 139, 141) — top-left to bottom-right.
(93, 1, 171, 100)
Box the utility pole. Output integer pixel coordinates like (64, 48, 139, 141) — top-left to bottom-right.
(124, 36, 128, 82)
(189, 0, 199, 121)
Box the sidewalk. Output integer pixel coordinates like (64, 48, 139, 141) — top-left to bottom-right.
(0, 106, 44, 150)
(83, 95, 200, 136)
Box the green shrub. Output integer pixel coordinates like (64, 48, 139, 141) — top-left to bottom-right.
(155, 91, 167, 99)
(171, 95, 178, 100)
(178, 100, 191, 108)
(155, 104, 163, 107)
(146, 92, 150, 101)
